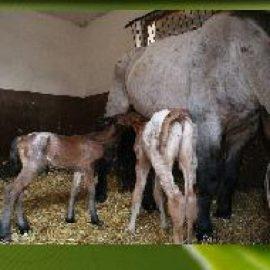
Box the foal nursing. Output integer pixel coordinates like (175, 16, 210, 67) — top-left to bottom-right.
(118, 109, 198, 243)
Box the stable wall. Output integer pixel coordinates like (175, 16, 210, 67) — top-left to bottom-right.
(82, 10, 145, 96)
(0, 11, 146, 157)
(0, 11, 145, 97)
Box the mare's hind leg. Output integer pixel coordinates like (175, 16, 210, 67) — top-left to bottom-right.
(85, 167, 103, 226)
(16, 191, 30, 234)
(153, 177, 167, 229)
(0, 168, 36, 242)
(66, 172, 83, 223)
(128, 152, 151, 233)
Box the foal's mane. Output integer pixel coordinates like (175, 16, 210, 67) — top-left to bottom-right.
(117, 112, 147, 135)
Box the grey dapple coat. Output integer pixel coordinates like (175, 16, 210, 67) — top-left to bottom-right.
(106, 12, 270, 240)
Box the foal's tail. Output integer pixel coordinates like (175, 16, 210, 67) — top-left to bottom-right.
(158, 109, 190, 155)
(10, 137, 22, 175)
(0, 137, 22, 179)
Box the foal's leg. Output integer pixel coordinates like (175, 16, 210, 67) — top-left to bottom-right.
(186, 191, 197, 243)
(84, 168, 103, 226)
(66, 172, 83, 223)
(16, 191, 31, 234)
(128, 152, 151, 233)
(0, 168, 36, 242)
(156, 171, 185, 243)
(152, 156, 185, 243)
(167, 190, 185, 244)
(153, 177, 167, 229)
(179, 158, 197, 243)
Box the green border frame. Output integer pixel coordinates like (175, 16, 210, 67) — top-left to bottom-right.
(0, 0, 269, 10)
(1, 245, 270, 269)
(0, 1, 269, 269)
(0, 245, 203, 270)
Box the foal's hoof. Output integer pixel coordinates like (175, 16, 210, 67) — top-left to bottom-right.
(0, 224, 12, 243)
(160, 222, 168, 230)
(17, 223, 31, 235)
(65, 217, 76, 223)
(91, 219, 104, 227)
(0, 233, 12, 243)
(214, 209, 232, 219)
(127, 224, 135, 234)
(95, 193, 108, 204)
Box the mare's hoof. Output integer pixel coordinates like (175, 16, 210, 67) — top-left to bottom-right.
(142, 202, 157, 213)
(95, 193, 108, 204)
(196, 225, 213, 243)
(121, 185, 133, 193)
(196, 231, 213, 243)
(17, 223, 31, 235)
(201, 234, 214, 243)
(196, 231, 217, 243)
(214, 209, 232, 219)
(65, 217, 76, 223)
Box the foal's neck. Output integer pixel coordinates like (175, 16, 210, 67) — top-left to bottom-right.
(94, 125, 118, 144)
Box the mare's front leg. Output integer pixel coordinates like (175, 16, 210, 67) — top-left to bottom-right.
(66, 171, 83, 223)
(0, 168, 36, 242)
(196, 158, 219, 242)
(195, 136, 221, 242)
(128, 151, 151, 233)
(85, 167, 103, 226)
(195, 117, 222, 242)
(214, 154, 239, 219)
(16, 191, 30, 234)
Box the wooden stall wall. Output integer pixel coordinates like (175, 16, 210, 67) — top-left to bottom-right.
(0, 89, 108, 158)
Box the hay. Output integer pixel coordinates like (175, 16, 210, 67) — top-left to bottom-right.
(0, 171, 269, 244)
